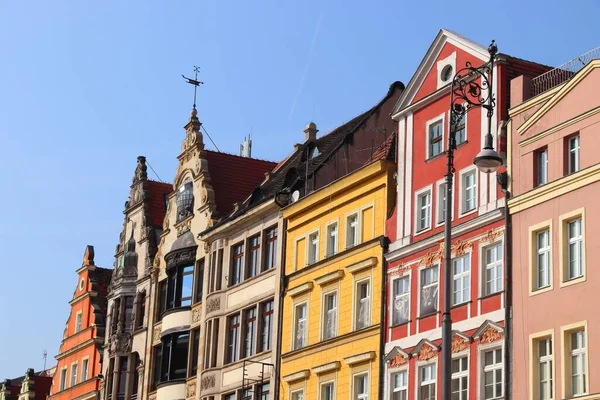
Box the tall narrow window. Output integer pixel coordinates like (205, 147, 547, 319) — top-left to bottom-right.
(231, 243, 244, 286)
(59, 368, 67, 391)
(538, 338, 553, 400)
(451, 357, 468, 400)
(226, 314, 240, 363)
(294, 303, 307, 350)
(81, 358, 89, 382)
(346, 214, 359, 248)
(484, 243, 503, 295)
(568, 135, 580, 174)
(131, 354, 140, 397)
(355, 280, 371, 330)
(75, 312, 82, 333)
(247, 235, 260, 278)
(428, 119, 443, 158)
(117, 357, 127, 397)
(111, 299, 120, 333)
(461, 169, 477, 214)
(326, 223, 338, 257)
(417, 190, 432, 232)
(392, 276, 410, 325)
(321, 382, 334, 400)
(216, 248, 223, 291)
(419, 364, 436, 400)
(161, 332, 189, 381)
(263, 227, 278, 271)
(124, 296, 134, 331)
(106, 359, 114, 394)
(308, 231, 319, 265)
(156, 280, 167, 321)
(194, 258, 205, 303)
(455, 111, 466, 145)
(135, 291, 146, 330)
(166, 265, 194, 310)
(436, 182, 448, 225)
(176, 180, 194, 221)
(452, 254, 470, 305)
(243, 308, 256, 358)
(151, 347, 161, 390)
(70, 363, 78, 387)
(189, 328, 200, 377)
(536, 148, 548, 186)
(323, 291, 337, 340)
(354, 374, 369, 400)
(259, 383, 271, 400)
(567, 218, 583, 280)
(570, 330, 587, 396)
(420, 266, 439, 316)
(392, 371, 408, 400)
(483, 348, 503, 399)
(259, 300, 274, 352)
(536, 230, 551, 289)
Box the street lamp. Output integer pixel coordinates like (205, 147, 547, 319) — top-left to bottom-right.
(441, 40, 500, 400)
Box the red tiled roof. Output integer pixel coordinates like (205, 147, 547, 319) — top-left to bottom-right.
(204, 151, 277, 216)
(147, 180, 172, 228)
(365, 132, 396, 165)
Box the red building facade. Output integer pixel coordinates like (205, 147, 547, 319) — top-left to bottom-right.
(382, 30, 548, 400)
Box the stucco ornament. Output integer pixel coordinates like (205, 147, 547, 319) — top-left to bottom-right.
(206, 297, 220, 313)
(153, 325, 162, 343)
(192, 307, 202, 324)
(390, 263, 410, 276)
(451, 239, 473, 257)
(388, 353, 408, 368)
(417, 344, 436, 361)
(481, 228, 503, 243)
(451, 335, 469, 353)
(186, 380, 197, 398)
(200, 375, 215, 390)
(480, 328, 503, 344)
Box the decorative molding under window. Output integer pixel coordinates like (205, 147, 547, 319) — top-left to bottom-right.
(288, 282, 314, 297)
(315, 270, 344, 286)
(343, 351, 376, 366)
(345, 257, 377, 274)
(311, 361, 341, 375)
(283, 370, 310, 383)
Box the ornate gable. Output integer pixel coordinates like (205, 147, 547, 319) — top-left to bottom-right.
(451, 331, 471, 353)
(411, 339, 439, 361)
(384, 347, 410, 368)
(473, 320, 504, 344)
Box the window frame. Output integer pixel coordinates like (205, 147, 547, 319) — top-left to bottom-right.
(69, 361, 78, 388)
(246, 234, 261, 279)
(321, 289, 338, 341)
(352, 372, 369, 400)
(292, 301, 308, 350)
(75, 311, 83, 333)
(414, 185, 433, 235)
(418, 265, 439, 317)
(225, 312, 241, 364)
(345, 212, 360, 249)
(559, 209, 586, 288)
(452, 252, 471, 306)
(417, 362, 437, 400)
(482, 241, 503, 297)
(425, 113, 445, 159)
(560, 321, 589, 399)
(529, 332, 555, 400)
(528, 220, 553, 296)
(258, 299, 274, 353)
(290, 389, 305, 400)
(567, 134, 580, 174)
(535, 147, 549, 187)
(452, 105, 468, 146)
(391, 274, 410, 326)
(435, 177, 454, 227)
(451, 354, 469, 400)
(262, 226, 278, 272)
(319, 380, 335, 400)
(307, 228, 320, 266)
(194, 258, 205, 304)
(242, 306, 257, 359)
(325, 220, 339, 257)
(59, 367, 67, 391)
(354, 278, 371, 331)
(459, 166, 478, 216)
(80, 357, 89, 383)
(481, 346, 503, 400)
(166, 264, 194, 311)
(390, 368, 408, 400)
(160, 331, 190, 382)
(230, 242, 245, 286)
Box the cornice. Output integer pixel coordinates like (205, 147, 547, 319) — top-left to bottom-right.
(69, 291, 98, 306)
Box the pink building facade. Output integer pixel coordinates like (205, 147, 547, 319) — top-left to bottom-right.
(509, 55, 600, 400)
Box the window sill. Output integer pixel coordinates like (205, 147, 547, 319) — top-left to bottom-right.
(414, 226, 432, 237)
(529, 285, 553, 297)
(459, 208, 478, 218)
(478, 291, 504, 301)
(425, 152, 447, 163)
(417, 311, 440, 320)
(451, 300, 472, 309)
(162, 306, 191, 318)
(390, 320, 412, 329)
(560, 275, 586, 288)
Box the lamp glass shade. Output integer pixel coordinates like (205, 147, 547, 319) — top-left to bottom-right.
(474, 148, 503, 173)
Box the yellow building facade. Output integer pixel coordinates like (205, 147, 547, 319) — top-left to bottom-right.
(280, 160, 395, 400)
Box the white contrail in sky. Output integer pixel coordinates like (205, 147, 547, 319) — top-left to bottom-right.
(287, 11, 324, 122)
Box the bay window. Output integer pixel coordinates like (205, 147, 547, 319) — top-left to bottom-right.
(160, 332, 189, 382)
(166, 264, 194, 310)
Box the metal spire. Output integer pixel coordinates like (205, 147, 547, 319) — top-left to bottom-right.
(182, 66, 204, 109)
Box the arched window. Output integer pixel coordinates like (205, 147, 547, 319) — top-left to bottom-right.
(176, 179, 194, 222)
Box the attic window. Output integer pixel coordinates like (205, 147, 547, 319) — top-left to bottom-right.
(176, 179, 194, 222)
(310, 146, 320, 159)
(441, 65, 453, 83)
(79, 278, 85, 291)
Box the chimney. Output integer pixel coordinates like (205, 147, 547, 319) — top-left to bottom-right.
(304, 121, 318, 142)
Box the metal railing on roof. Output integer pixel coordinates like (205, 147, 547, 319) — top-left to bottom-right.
(530, 46, 600, 97)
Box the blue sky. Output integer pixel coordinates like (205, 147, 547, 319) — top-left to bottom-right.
(0, 0, 598, 378)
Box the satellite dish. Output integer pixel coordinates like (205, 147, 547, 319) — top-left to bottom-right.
(290, 190, 300, 204)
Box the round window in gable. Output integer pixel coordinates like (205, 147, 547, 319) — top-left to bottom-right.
(441, 65, 453, 83)
(79, 278, 85, 291)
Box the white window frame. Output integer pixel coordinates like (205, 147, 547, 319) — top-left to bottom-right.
(391, 275, 410, 326)
(75, 311, 83, 333)
(451, 354, 469, 400)
(307, 229, 320, 265)
(567, 218, 583, 280)
(536, 229, 551, 290)
(321, 289, 338, 341)
(59, 367, 67, 391)
(538, 337, 553, 400)
(352, 372, 369, 400)
(291, 389, 305, 400)
(426, 113, 446, 159)
(459, 166, 478, 216)
(418, 265, 439, 317)
(570, 329, 587, 397)
(326, 220, 339, 257)
(293, 301, 308, 350)
(80, 357, 89, 382)
(346, 212, 360, 249)
(481, 346, 503, 400)
(451, 105, 468, 146)
(414, 185, 433, 235)
(437, 52, 457, 89)
(417, 363, 437, 400)
(70, 361, 78, 388)
(390, 369, 408, 400)
(319, 379, 335, 400)
(435, 178, 454, 227)
(452, 253, 471, 306)
(482, 241, 503, 296)
(568, 135, 580, 174)
(354, 278, 371, 331)
(537, 148, 548, 186)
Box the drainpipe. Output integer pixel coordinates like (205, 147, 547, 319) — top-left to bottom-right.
(274, 219, 288, 400)
(500, 172, 512, 400)
(378, 236, 390, 400)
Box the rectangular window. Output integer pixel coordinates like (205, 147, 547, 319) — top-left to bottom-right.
(70, 363, 78, 387)
(111, 298, 120, 334)
(247, 235, 261, 278)
(242, 389, 252, 400)
(292, 390, 304, 400)
(194, 258, 205, 303)
(567, 218, 583, 280)
(294, 303, 307, 350)
(570, 330, 587, 396)
(429, 119, 443, 158)
(216, 248, 223, 290)
(135, 291, 146, 330)
(259, 383, 271, 400)
(231, 242, 244, 286)
(167, 266, 194, 310)
(75, 312, 82, 333)
(59, 368, 67, 391)
(81, 358, 89, 382)
(326, 222, 338, 257)
(537, 338, 553, 400)
(323, 291, 337, 340)
(420, 266, 439, 316)
(392, 371, 408, 400)
(536, 230, 551, 289)
(259, 299, 274, 352)
(355, 280, 371, 330)
(160, 332, 189, 381)
(419, 364, 436, 400)
(455, 111, 466, 145)
(568, 135, 581, 174)
(484, 243, 503, 295)
(451, 357, 468, 400)
(243, 308, 257, 358)
(226, 314, 240, 363)
(203, 319, 219, 369)
(151, 346, 162, 390)
(436, 182, 448, 225)
(346, 214, 359, 248)
(354, 374, 369, 400)
(416, 190, 432, 232)
(536, 148, 548, 186)
(209, 250, 217, 293)
(224, 394, 236, 400)
(321, 382, 334, 400)
(308, 231, 319, 265)
(156, 280, 167, 321)
(263, 226, 277, 271)
(124, 295, 134, 331)
(461, 169, 477, 214)
(117, 357, 127, 395)
(452, 254, 470, 305)
(483, 348, 503, 399)
(392, 276, 410, 325)
(189, 328, 200, 377)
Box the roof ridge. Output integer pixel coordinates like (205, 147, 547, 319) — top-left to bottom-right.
(204, 149, 277, 164)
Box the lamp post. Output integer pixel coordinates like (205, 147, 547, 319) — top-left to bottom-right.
(441, 40, 502, 399)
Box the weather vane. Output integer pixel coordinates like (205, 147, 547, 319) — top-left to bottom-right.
(182, 66, 204, 109)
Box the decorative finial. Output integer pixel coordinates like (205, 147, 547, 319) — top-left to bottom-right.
(488, 40, 498, 56)
(182, 66, 204, 111)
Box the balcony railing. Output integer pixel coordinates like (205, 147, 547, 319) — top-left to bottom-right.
(530, 46, 600, 97)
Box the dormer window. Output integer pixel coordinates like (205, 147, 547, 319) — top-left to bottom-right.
(310, 146, 320, 159)
(176, 180, 194, 222)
